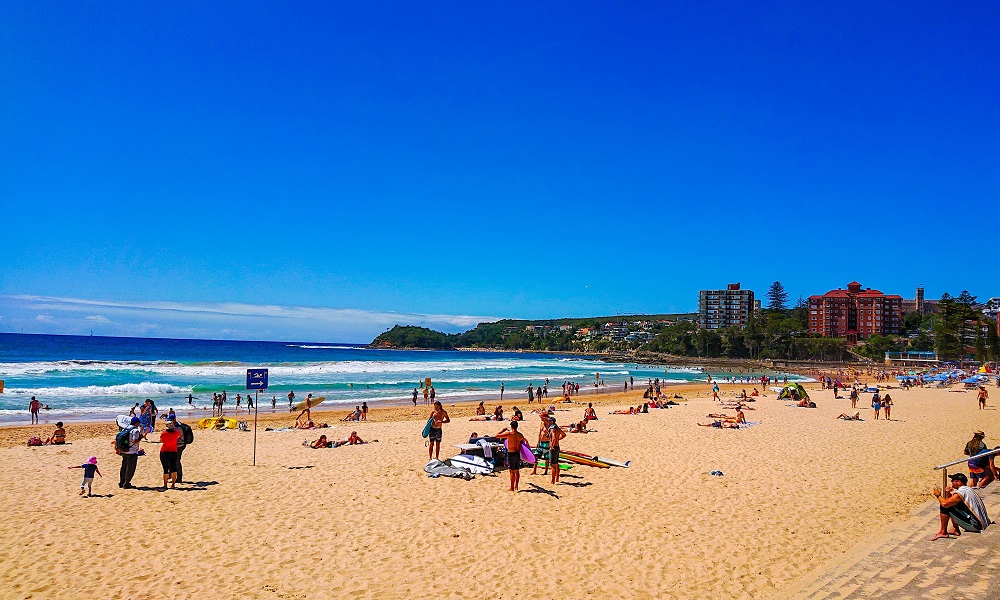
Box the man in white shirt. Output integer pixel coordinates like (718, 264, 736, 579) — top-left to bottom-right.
(932, 473, 991, 540)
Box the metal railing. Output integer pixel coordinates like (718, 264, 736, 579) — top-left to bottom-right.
(933, 447, 1000, 490)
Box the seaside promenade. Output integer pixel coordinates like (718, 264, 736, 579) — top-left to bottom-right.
(788, 484, 1000, 599)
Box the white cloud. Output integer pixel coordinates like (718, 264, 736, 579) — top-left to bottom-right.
(1, 295, 501, 342)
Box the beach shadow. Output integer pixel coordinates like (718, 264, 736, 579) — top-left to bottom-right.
(189, 481, 219, 487)
(287, 466, 314, 470)
(170, 486, 207, 492)
(520, 483, 560, 499)
(558, 473, 584, 479)
(87, 493, 114, 498)
(559, 481, 593, 488)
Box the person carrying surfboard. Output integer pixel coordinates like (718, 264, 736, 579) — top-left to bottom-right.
(427, 401, 450, 460)
(495, 422, 528, 492)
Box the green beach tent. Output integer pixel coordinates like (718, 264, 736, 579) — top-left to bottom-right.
(777, 383, 810, 401)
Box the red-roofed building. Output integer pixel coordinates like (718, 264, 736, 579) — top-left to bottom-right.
(808, 282, 903, 343)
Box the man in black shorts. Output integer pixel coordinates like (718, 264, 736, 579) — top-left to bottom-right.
(496, 421, 528, 492)
(548, 418, 567, 484)
(427, 401, 450, 460)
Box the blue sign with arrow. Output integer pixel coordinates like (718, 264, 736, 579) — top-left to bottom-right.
(246, 368, 269, 390)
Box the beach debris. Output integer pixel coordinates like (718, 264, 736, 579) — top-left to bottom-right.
(709, 470, 725, 477)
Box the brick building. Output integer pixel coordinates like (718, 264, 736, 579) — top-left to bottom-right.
(808, 282, 902, 343)
(698, 283, 755, 330)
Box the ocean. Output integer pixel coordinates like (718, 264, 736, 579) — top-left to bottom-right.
(0, 333, 806, 424)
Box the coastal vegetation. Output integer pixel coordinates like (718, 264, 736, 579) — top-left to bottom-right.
(372, 289, 1000, 364)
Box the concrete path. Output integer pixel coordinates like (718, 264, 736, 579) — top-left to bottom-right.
(786, 484, 1000, 599)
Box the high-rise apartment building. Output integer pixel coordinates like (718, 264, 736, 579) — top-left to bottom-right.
(808, 281, 902, 343)
(698, 283, 755, 330)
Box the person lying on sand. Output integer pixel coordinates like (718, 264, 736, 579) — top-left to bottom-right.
(698, 420, 740, 429)
(568, 420, 589, 433)
(797, 399, 815, 408)
(837, 412, 863, 421)
(307, 435, 330, 448)
(295, 419, 328, 430)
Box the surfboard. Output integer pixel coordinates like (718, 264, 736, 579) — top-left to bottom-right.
(421, 417, 433, 439)
(558, 452, 611, 468)
(592, 456, 630, 468)
(535, 460, 574, 470)
(290, 396, 325, 412)
(561, 450, 617, 467)
(503, 439, 536, 464)
(448, 454, 494, 475)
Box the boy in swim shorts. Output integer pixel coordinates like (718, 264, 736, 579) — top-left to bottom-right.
(495, 421, 528, 492)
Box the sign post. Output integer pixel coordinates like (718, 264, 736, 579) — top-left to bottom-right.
(246, 369, 269, 466)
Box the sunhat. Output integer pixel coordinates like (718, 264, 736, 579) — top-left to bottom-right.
(87, 456, 98, 464)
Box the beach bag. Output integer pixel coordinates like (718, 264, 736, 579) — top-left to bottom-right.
(115, 426, 134, 454)
(27, 436, 43, 447)
(178, 422, 194, 445)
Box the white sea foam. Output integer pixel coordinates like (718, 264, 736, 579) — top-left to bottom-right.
(4, 382, 190, 397)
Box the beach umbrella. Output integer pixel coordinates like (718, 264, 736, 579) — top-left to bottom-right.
(777, 383, 810, 401)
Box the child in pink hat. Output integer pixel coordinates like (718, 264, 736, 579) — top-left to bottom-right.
(69, 456, 102, 496)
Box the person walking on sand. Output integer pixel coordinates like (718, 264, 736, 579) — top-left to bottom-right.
(882, 394, 893, 420)
(69, 456, 102, 496)
(850, 387, 859, 409)
(423, 386, 429, 404)
(361, 402, 368, 421)
(412, 388, 418, 406)
(872, 391, 882, 420)
(159, 416, 182, 490)
(29, 396, 41, 424)
(500, 382, 504, 401)
(496, 421, 528, 491)
(427, 401, 450, 460)
(979, 386, 989, 410)
(119, 417, 142, 489)
(548, 418, 567, 484)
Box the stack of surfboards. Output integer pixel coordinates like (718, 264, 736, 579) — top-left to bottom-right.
(558, 451, 630, 468)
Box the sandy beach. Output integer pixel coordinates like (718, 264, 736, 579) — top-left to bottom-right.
(2, 381, 998, 599)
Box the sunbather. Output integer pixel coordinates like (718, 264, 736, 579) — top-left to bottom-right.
(836, 412, 863, 421)
(698, 420, 740, 429)
(569, 420, 589, 433)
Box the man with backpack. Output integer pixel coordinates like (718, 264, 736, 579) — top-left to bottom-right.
(117, 416, 143, 489)
(175, 418, 193, 483)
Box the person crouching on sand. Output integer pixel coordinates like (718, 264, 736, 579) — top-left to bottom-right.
(496, 421, 528, 492)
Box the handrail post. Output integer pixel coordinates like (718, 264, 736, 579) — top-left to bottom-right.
(942, 468, 947, 493)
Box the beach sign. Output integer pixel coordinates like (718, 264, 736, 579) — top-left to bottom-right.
(425, 377, 432, 388)
(0, 379, 4, 393)
(246, 369, 269, 390)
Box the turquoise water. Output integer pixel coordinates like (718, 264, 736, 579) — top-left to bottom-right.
(0, 333, 804, 423)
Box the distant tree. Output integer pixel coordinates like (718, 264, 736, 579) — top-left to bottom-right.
(987, 318, 1000, 362)
(767, 281, 788, 311)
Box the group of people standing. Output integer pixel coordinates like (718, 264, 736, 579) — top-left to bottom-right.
(117, 413, 189, 491)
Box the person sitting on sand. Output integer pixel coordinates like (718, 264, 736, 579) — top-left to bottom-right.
(932, 473, 992, 540)
(476, 402, 486, 416)
(511, 406, 523, 422)
(734, 407, 746, 424)
(751, 388, 759, 397)
(342, 407, 362, 422)
(836, 412, 863, 421)
(46, 422, 66, 445)
(493, 405, 504, 421)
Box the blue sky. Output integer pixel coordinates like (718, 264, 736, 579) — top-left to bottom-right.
(2, 3, 998, 342)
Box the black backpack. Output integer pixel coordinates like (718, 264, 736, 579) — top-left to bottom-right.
(115, 426, 134, 453)
(178, 422, 194, 445)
